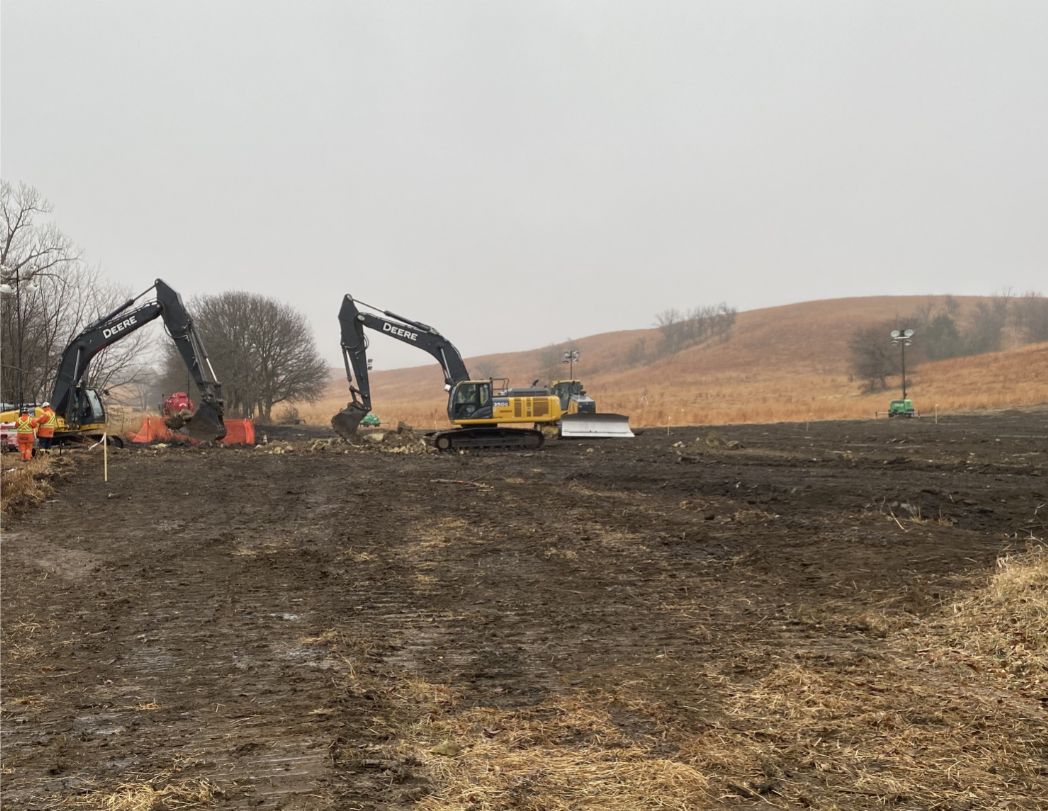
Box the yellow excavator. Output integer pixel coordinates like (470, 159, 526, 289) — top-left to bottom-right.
(330, 295, 632, 450)
(0, 279, 225, 446)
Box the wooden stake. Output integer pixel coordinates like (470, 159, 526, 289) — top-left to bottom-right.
(103, 433, 108, 483)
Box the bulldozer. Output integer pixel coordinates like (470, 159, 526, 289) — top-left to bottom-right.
(548, 379, 634, 438)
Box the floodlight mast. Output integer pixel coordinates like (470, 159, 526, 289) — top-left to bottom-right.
(890, 328, 915, 400)
(562, 348, 580, 379)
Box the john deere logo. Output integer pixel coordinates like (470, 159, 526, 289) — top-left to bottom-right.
(382, 322, 418, 341)
(102, 315, 138, 340)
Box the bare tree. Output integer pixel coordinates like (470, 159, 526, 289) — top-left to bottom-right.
(157, 291, 328, 421)
(655, 308, 686, 354)
(848, 322, 900, 391)
(965, 292, 1010, 354)
(1, 181, 149, 404)
(1013, 291, 1048, 344)
(655, 303, 737, 355)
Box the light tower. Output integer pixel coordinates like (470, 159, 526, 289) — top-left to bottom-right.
(888, 328, 916, 418)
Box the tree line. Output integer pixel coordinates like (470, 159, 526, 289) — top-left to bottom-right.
(849, 292, 1048, 391)
(532, 302, 739, 381)
(0, 181, 149, 404)
(624, 303, 738, 363)
(2, 180, 329, 420)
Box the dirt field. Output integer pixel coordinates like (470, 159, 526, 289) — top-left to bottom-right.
(2, 409, 1046, 809)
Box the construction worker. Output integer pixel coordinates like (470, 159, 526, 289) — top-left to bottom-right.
(14, 407, 38, 462)
(36, 402, 58, 451)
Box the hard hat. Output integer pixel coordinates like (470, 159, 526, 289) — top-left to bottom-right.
(42, 402, 50, 407)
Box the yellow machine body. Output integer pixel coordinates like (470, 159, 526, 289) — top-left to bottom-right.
(451, 382, 564, 427)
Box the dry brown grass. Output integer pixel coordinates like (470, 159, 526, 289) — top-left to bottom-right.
(59, 778, 217, 810)
(51, 757, 219, 810)
(335, 546, 1048, 809)
(910, 544, 1048, 694)
(1, 454, 57, 515)
(296, 296, 1048, 429)
(415, 699, 710, 810)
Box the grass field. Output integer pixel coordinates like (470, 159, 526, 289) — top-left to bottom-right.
(293, 295, 1048, 429)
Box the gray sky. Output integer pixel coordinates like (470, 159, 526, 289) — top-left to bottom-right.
(3, 1, 1046, 369)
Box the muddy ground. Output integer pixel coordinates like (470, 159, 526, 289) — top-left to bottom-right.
(2, 409, 1046, 809)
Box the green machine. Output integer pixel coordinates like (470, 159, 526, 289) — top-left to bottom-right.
(887, 329, 918, 419)
(887, 399, 917, 418)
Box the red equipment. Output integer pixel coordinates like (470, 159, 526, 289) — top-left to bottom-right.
(162, 392, 195, 418)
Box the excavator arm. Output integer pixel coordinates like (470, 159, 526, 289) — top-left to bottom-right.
(332, 295, 470, 437)
(51, 279, 225, 441)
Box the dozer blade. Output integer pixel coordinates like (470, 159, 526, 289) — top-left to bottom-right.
(331, 402, 368, 439)
(559, 412, 635, 439)
(177, 401, 227, 442)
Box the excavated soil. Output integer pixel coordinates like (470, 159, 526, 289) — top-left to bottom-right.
(2, 409, 1046, 809)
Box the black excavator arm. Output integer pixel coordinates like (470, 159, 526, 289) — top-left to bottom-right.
(51, 279, 226, 441)
(332, 295, 470, 437)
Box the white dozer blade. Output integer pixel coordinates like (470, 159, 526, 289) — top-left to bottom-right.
(559, 413, 635, 439)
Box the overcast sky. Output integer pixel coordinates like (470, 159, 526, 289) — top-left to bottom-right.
(2, 1, 1046, 369)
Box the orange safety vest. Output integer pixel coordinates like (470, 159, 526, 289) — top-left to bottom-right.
(37, 408, 58, 436)
(15, 415, 36, 434)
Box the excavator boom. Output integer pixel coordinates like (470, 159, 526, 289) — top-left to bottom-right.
(332, 295, 469, 439)
(50, 279, 225, 442)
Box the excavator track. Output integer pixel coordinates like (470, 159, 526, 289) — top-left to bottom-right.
(425, 427, 545, 452)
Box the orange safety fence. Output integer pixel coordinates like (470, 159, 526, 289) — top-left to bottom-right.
(125, 417, 256, 446)
(219, 419, 255, 446)
(126, 417, 185, 444)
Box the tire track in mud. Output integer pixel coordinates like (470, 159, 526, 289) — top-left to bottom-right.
(1, 452, 371, 808)
(2, 416, 1042, 808)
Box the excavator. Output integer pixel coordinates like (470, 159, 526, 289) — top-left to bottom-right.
(331, 295, 632, 450)
(0, 279, 225, 445)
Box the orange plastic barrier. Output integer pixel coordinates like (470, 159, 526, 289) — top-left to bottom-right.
(126, 417, 255, 446)
(218, 419, 255, 446)
(126, 416, 185, 444)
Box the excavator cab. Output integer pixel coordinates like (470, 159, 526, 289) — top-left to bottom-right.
(76, 387, 107, 426)
(448, 381, 494, 421)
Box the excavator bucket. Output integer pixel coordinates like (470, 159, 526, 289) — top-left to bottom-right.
(167, 401, 227, 442)
(559, 412, 635, 439)
(331, 402, 368, 439)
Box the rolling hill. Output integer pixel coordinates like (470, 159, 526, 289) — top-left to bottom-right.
(296, 295, 1048, 428)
